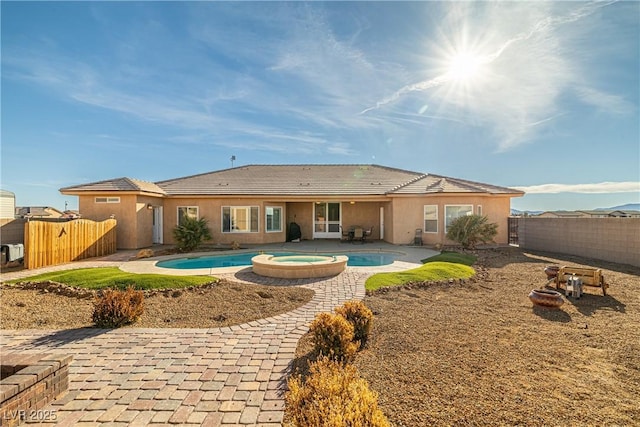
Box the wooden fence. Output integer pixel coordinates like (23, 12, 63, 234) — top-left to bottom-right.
(24, 219, 117, 269)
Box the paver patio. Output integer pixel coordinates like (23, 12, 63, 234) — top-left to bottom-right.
(0, 243, 433, 426)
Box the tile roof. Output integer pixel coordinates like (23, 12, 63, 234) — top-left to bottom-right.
(61, 165, 523, 197)
(15, 206, 63, 217)
(392, 174, 523, 195)
(60, 178, 166, 195)
(156, 164, 424, 196)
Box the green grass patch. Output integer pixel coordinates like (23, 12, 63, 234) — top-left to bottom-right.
(365, 261, 475, 291)
(8, 267, 214, 290)
(421, 251, 476, 266)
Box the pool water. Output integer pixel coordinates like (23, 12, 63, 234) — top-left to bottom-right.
(156, 252, 396, 269)
(271, 256, 333, 263)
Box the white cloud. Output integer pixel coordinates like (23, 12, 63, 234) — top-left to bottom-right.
(361, 1, 634, 150)
(513, 182, 640, 194)
(574, 86, 635, 115)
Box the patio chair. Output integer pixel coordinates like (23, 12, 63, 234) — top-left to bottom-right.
(340, 226, 352, 242)
(352, 227, 364, 244)
(363, 226, 374, 242)
(414, 228, 423, 246)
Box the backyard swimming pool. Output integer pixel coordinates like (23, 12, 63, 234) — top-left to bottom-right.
(156, 251, 397, 269)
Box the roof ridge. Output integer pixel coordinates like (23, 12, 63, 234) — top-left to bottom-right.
(425, 178, 445, 192)
(428, 173, 524, 194)
(387, 173, 429, 194)
(123, 177, 144, 191)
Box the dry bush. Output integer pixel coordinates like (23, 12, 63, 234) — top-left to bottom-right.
(285, 357, 390, 427)
(335, 300, 373, 350)
(310, 312, 358, 363)
(135, 249, 154, 259)
(93, 286, 144, 328)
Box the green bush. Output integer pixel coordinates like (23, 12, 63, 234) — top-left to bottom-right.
(309, 312, 358, 363)
(335, 300, 373, 350)
(285, 357, 390, 427)
(93, 286, 144, 328)
(446, 214, 498, 249)
(172, 216, 212, 252)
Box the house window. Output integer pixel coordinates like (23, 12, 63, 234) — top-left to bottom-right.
(265, 207, 282, 232)
(177, 206, 198, 225)
(445, 205, 474, 232)
(95, 197, 120, 204)
(423, 205, 438, 233)
(222, 206, 259, 233)
(477, 205, 483, 216)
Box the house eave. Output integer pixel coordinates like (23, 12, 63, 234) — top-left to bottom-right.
(60, 190, 165, 198)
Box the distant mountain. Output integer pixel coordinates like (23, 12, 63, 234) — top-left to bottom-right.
(511, 209, 543, 216)
(597, 203, 640, 211)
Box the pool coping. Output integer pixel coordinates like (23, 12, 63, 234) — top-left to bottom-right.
(120, 248, 422, 276)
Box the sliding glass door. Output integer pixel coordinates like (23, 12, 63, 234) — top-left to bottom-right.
(313, 202, 341, 239)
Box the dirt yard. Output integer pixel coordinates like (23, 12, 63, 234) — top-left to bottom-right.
(0, 280, 314, 329)
(2, 247, 638, 425)
(351, 248, 639, 426)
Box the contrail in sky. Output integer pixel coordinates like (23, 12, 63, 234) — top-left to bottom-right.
(360, 1, 617, 115)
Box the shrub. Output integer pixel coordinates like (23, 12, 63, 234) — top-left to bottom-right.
(446, 214, 498, 249)
(285, 357, 390, 427)
(335, 300, 373, 350)
(93, 286, 144, 328)
(173, 216, 212, 252)
(309, 312, 358, 363)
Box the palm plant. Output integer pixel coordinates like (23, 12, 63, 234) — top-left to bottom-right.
(446, 214, 497, 249)
(173, 217, 212, 252)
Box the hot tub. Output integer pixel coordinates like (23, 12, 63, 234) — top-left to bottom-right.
(251, 254, 348, 279)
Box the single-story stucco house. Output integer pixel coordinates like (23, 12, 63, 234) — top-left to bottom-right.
(60, 164, 524, 249)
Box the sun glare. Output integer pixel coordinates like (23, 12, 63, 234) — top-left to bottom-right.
(446, 52, 484, 81)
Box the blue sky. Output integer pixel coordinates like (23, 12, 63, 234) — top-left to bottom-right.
(2, 1, 639, 212)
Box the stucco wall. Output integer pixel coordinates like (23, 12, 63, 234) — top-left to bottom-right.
(341, 202, 382, 240)
(388, 195, 512, 245)
(287, 202, 312, 241)
(518, 217, 640, 267)
(77, 193, 516, 249)
(78, 194, 164, 249)
(162, 198, 287, 246)
(0, 218, 26, 244)
(79, 195, 136, 249)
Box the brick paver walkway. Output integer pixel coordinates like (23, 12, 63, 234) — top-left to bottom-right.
(1, 268, 366, 426)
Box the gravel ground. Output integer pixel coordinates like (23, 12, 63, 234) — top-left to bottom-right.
(0, 279, 314, 329)
(293, 247, 640, 426)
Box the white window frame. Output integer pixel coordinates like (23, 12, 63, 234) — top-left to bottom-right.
(222, 206, 259, 233)
(177, 206, 199, 225)
(95, 197, 120, 204)
(445, 205, 474, 232)
(265, 206, 283, 233)
(477, 205, 483, 216)
(423, 205, 438, 233)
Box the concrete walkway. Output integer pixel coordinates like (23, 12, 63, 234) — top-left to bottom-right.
(0, 243, 435, 426)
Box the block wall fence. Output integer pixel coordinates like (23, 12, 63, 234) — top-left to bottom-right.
(518, 217, 640, 267)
